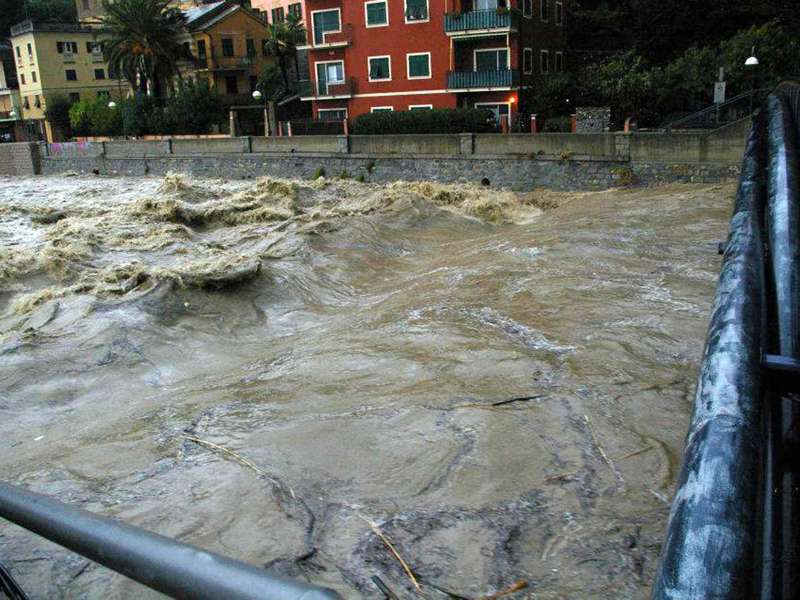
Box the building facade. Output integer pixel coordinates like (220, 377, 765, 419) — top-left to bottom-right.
(0, 43, 23, 142)
(299, 0, 566, 124)
(251, 0, 304, 24)
(9, 20, 127, 140)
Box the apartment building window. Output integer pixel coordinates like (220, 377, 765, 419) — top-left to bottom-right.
(540, 49, 549, 73)
(34, 95, 41, 108)
(69, 92, 80, 102)
(365, 0, 388, 27)
(409, 104, 433, 110)
(555, 1, 563, 25)
(540, 0, 549, 21)
(368, 56, 391, 81)
(225, 75, 238, 94)
(371, 106, 393, 113)
(288, 3, 302, 19)
(27, 43, 32, 56)
(312, 9, 341, 45)
(222, 38, 234, 57)
(318, 108, 347, 121)
(197, 40, 207, 66)
(316, 61, 344, 95)
(15, 46, 20, 58)
(554, 51, 563, 72)
(66, 69, 77, 81)
(405, 0, 429, 23)
(23, 97, 29, 109)
(94, 68, 105, 79)
(523, 48, 533, 74)
(272, 7, 285, 23)
(20, 73, 25, 85)
(56, 41, 78, 53)
(475, 48, 508, 70)
(86, 41, 102, 53)
(246, 38, 256, 57)
(475, 102, 510, 124)
(407, 52, 431, 79)
(32, 71, 37, 83)
(523, 0, 532, 17)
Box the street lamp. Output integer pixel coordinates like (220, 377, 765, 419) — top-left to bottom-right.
(745, 48, 759, 115)
(252, 89, 271, 137)
(108, 100, 126, 139)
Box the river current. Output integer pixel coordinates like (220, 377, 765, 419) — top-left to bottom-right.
(0, 174, 732, 599)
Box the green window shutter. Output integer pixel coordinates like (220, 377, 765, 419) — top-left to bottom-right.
(366, 2, 387, 25)
(408, 54, 429, 77)
(405, 0, 428, 20)
(369, 57, 390, 79)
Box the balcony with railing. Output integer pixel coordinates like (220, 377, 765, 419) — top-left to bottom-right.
(199, 55, 254, 71)
(447, 69, 520, 91)
(299, 23, 352, 50)
(297, 77, 355, 100)
(445, 9, 519, 35)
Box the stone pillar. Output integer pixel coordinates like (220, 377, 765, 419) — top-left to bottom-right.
(500, 115, 509, 134)
(571, 114, 577, 133)
(530, 114, 538, 134)
(263, 107, 270, 137)
(287, 121, 293, 137)
(267, 101, 277, 137)
(229, 110, 237, 138)
(614, 132, 631, 161)
(337, 134, 349, 154)
(459, 133, 474, 155)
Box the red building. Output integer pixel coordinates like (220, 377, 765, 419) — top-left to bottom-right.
(298, 0, 566, 125)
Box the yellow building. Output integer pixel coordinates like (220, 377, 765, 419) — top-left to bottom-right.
(180, 1, 273, 104)
(9, 20, 126, 140)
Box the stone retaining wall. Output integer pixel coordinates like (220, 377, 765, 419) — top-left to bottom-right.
(0, 142, 42, 176)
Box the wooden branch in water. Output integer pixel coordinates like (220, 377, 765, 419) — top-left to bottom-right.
(180, 434, 265, 476)
(359, 515, 422, 594)
(478, 580, 529, 599)
(583, 414, 625, 483)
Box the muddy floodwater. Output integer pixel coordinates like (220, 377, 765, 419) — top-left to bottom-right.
(0, 174, 733, 599)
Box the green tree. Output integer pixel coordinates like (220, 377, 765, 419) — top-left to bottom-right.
(0, 0, 76, 37)
(262, 12, 306, 89)
(43, 94, 73, 137)
(100, 0, 190, 97)
(162, 78, 222, 134)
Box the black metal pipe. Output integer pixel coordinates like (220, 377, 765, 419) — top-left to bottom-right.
(0, 481, 342, 600)
(651, 111, 767, 599)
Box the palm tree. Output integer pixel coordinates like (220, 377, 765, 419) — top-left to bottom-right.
(263, 12, 306, 91)
(100, 0, 189, 97)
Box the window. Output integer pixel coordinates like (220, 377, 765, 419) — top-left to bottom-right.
(409, 104, 433, 110)
(555, 0, 563, 25)
(97, 90, 109, 99)
(34, 95, 40, 108)
(540, 0, 549, 21)
(475, 48, 508, 70)
(23, 97, 29, 109)
(368, 56, 391, 81)
(197, 40, 207, 65)
(69, 92, 80, 103)
(27, 43, 32, 56)
(315, 61, 344, 95)
(272, 7, 285, 22)
(365, 0, 388, 27)
(94, 68, 105, 79)
(523, 48, 533, 74)
(405, 0, 428, 22)
(475, 102, 510, 124)
(56, 41, 77, 53)
(261, 39, 268, 57)
(555, 51, 563, 72)
(318, 108, 347, 121)
(288, 3, 302, 19)
(65, 69, 77, 81)
(32, 71, 37, 83)
(86, 41, 102, 53)
(246, 38, 256, 57)
(15, 46, 20, 58)
(540, 49, 549, 73)
(222, 38, 234, 57)
(407, 52, 431, 79)
(523, 0, 532, 17)
(225, 75, 238, 94)
(20, 74, 25, 85)
(371, 106, 393, 112)
(312, 9, 341, 45)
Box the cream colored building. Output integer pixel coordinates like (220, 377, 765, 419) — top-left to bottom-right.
(10, 20, 126, 140)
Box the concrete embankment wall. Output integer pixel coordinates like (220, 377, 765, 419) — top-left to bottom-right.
(0, 142, 42, 176)
(32, 118, 751, 190)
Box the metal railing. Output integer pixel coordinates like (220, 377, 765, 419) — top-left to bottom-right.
(652, 81, 800, 600)
(444, 9, 518, 33)
(297, 77, 355, 99)
(447, 69, 519, 90)
(664, 88, 767, 130)
(10, 19, 93, 35)
(0, 481, 341, 600)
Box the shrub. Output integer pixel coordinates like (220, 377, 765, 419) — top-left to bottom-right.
(542, 116, 573, 132)
(162, 79, 222, 134)
(351, 108, 496, 134)
(69, 97, 121, 137)
(44, 95, 73, 137)
(313, 167, 325, 179)
(68, 99, 93, 136)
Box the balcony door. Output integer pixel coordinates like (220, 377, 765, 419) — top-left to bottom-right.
(474, 48, 508, 71)
(316, 61, 344, 95)
(474, 0, 503, 9)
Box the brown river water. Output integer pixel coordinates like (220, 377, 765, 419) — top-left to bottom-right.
(0, 174, 733, 599)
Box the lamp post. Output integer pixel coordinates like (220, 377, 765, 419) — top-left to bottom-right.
(745, 49, 759, 115)
(108, 100, 126, 140)
(252, 89, 270, 137)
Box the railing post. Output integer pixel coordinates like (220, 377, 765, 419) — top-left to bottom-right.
(459, 132, 474, 155)
(500, 115, 509, 134)
(571, 113, 577, 133)
(530, 114, 538, 134)
(228, 110, 237, 138)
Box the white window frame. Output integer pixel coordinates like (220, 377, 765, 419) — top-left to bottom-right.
(404, 0, 430, 24)
(555, 51, 563, 72)
(368, 55, 392, 82)
(473, 47, 510, 71)
(409, 104, 433, 110)
(370, 106, 394, 112)
(364, 0, 389, 28)
(315, 59, 346, 95)
(523, 48, 533, 74)
(311, 8, 342, 46)
(540, 0, 549, 22)
(474, 101, 512, 123)
(555, 0, 563, 26)
(523, 0, 532, 18)
(406, 52, 431, 80)
(540, 49, 549, 74)
(317, 107, 348, 119)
